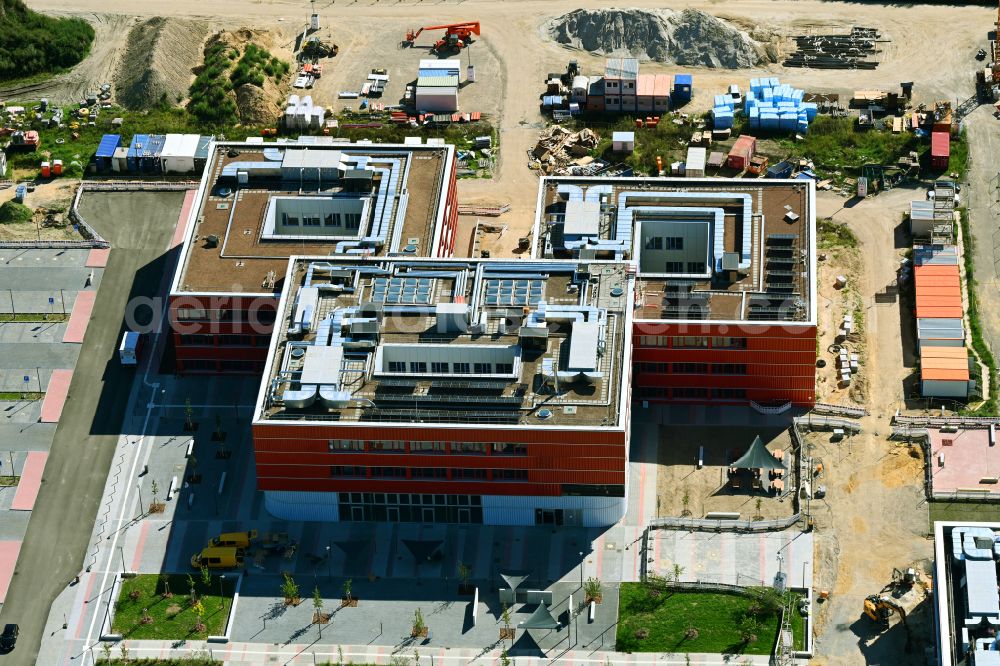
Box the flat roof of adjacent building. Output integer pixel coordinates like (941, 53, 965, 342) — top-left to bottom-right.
(934, 522, 1000, 666)
(928, 428, 1000, 496)
(170, 140, 455, 296)
(253, 256, 634, 429)
(533, 177, 816, 325)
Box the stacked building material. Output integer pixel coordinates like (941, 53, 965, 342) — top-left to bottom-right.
(744, 78, 817, 134)
(284, 95, 326, 130)
(784, 26, 884, 70)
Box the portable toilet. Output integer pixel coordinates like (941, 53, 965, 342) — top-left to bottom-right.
(40, 161, 51, 178)
(53, 159, 63, 176)
(672, 74, 693, 104)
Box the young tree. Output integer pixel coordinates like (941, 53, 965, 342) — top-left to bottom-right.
(313, 585, 325, 631)
(681, 487, 691, 517)
(151, 480, 159, 511)
(500, 647, 511, 666)
(184, 398, 195, 431)
(189, 454, 198, 482)
(342, 577, 353, 603)
(187, 573, 197, 602)
(584, 576, 602, 602)
(200, 565, 211, 588)
(281, 572, 300, 602)
(100, 641, 112, 662)
(754, 496, 763, 521)
(684, 625, 699, 641)
(672, 563, 685, 584)
(739, 616, 760, 645)
(412, 607, 426, 636)
(501, 603, 511, 632)
(457, 561, 471, 591)
(118, 640, 129, 661)
(193, 600, 206, 633)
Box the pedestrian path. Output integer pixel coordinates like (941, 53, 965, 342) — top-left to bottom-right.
(0, 540, 21, 602)
(10, 451, 47, 511)
(62, 291, 95, 343)
(39, 369, 72, 423)
(85, 248, 110, 268)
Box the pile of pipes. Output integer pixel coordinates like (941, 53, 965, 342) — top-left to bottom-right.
(783, 26, 885, 70)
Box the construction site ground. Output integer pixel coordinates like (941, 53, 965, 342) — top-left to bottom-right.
(3, 0, 999, 664)
(654, 425, 797, 521)
(0, 181, 80, 242)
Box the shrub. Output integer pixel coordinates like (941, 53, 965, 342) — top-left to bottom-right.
(0, 201, 32, 224)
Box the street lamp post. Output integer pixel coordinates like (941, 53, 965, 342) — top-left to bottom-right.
(119, 546, 126, 574)
(220, 574, 226, 610)
(578, 551, 584, 589)
(802, 560, 810, 589)
(136, 482, 144, 519)
(326, 544, 331, 580)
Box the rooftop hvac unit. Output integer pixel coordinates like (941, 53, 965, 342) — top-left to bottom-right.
(204, 235, 220, 248)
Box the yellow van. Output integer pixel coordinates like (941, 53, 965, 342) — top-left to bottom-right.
(190, 546, 245, 569)
(207, 530, 258, 549)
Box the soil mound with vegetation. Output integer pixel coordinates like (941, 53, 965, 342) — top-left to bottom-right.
(0, 0, 94, 80)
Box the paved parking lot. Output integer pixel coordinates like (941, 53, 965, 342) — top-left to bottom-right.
(0, 249, 104, 612)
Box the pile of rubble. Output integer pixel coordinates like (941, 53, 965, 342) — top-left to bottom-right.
(528, 125, 600, 175)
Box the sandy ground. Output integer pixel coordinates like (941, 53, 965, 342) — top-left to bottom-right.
(17, 0, 992, 257)
(655, 425, 796, 520)
(0, 181, 81, 242)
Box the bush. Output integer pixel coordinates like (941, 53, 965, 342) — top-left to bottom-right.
(0, 201, 32, 224)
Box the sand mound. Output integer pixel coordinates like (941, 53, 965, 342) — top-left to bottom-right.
(235, 81, 282, 126)
(548, 8, 766, 68)
(115, 17, 209, 110)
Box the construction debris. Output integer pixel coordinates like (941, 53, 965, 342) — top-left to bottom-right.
(528, 125, 600, 174)
(784, 26, 887, 70)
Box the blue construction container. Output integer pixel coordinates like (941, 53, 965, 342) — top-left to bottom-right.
(126, 134, 149, 172)
(94, 134, 121, 172)
(766, 160, 794, 178)
(141, 135, 166, 173)
(672, 74, 692, 104)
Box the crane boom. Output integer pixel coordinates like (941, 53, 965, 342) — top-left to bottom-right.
(404, 22, 481, 52)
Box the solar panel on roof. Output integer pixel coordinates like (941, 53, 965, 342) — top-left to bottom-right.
(371, 277, 434, 305)
(486, 279, 544, 307)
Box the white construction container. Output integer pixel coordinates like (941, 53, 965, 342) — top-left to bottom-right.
(119, 331, 143, 365)
(685, 147, 707, 178)
(415, 87, 458, 113)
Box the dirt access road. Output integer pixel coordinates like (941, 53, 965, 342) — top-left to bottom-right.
(807, 189, 934, 664)
(18, 0, 994, 252)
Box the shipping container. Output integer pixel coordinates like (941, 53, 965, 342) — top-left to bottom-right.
(931, 131, 950, 170)
(726, 134, 756, 170)
(94, 134, 121, 171)
(672, 73, 693, 104)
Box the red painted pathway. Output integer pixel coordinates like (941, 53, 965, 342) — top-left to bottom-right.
(85, 248, 110, 268)
(0, 541, 22, 602)
(11, 452, 48, 511)
(170, 189, 198, 249)
(40, 369, 72, 423)
(62, 290, 95, 343)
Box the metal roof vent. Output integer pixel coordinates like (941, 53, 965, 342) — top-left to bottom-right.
(536, 409, 553, 419)
(563, 405, 577, 415)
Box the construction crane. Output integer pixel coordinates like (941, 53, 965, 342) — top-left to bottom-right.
(403, 22, 480, 54)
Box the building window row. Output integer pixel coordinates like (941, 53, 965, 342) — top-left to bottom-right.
(637, 362, 747, 375)
(645, 236, 685, 251)
(331, 466, 529, 481)
(178, 334, 271, 347)
(636, 336, 748, 349)
(328, 440, 529, 456)
(175, 308, 277, 323)
(637, 387, 749, 400)
(385, 361, 513, 375)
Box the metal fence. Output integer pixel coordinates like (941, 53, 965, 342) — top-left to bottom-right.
(648, 513, 801, 533)
(812, 401, 868, 418)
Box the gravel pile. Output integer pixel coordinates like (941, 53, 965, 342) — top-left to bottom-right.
(548, 8, 766, 69)
(115, 17, 209, 110)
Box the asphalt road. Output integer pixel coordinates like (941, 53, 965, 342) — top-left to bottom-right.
(0, 191, 184, 665)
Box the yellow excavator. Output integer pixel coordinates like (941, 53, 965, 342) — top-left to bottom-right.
(863, 594, 912, 651)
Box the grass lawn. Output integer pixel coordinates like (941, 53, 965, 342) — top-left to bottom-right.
(0, 476, 19, 487)
(97, 657, 225, 666)
(0, 313, 69, 323)
(0, 392, 43, 401)
(617, 584, 802, 655)
(113, 574, 234, 640)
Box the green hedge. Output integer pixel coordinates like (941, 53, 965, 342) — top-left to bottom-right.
(0, 0, 94, 80)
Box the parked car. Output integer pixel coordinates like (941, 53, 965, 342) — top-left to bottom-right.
(0, 624, 19, 652)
